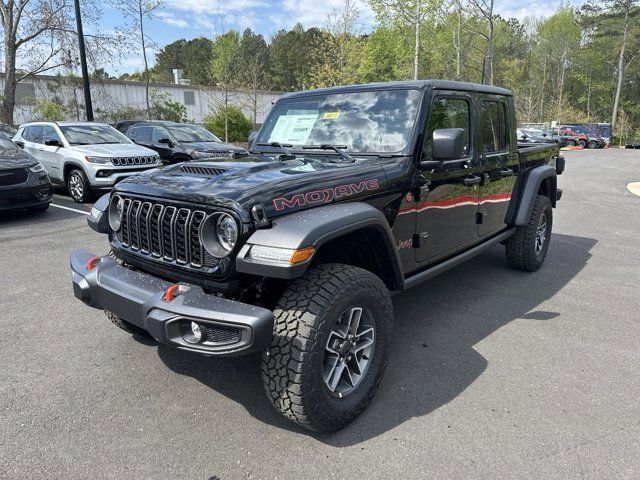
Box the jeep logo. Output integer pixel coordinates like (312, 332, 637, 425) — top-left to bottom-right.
(273, 179, 380, 211)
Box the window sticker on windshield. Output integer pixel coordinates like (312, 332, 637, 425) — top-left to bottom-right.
(321, 112, 340, 120)
(269, 113, 318, 144)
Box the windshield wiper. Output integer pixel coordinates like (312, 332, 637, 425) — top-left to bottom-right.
(256, 142, 296, 160)
(301, 144, 355, 163)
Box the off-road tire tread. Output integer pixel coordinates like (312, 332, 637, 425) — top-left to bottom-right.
(105, 310, 150, 337)
(261, 264, 392, 433)
(505, 194, 552, 271)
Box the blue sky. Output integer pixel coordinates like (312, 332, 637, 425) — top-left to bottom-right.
(100, 0, 583, 75)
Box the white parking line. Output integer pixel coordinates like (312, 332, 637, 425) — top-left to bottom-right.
(50, 203, 90, 215)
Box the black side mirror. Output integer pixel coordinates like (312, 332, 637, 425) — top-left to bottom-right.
(44, 139, 61, 147)
(432, 128, 465, 160)
(158, 137, 171, 144)
(14, 141, 25, 149)
(248, 131, 258, 149)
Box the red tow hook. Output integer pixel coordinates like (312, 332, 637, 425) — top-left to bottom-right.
(86, 256, 101, 270)
(163, 284, 181, 302)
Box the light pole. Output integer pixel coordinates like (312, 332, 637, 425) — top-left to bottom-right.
(74, 0, 94, 121)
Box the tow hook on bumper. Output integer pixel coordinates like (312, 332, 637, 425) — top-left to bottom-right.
(70, 249, 274, 356)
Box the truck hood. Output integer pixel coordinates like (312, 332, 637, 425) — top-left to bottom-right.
(68, 143, 157, 157)
(115, 155, 388, 219)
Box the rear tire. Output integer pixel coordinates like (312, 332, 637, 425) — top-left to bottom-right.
(505, 195, 552, 272)
(105, 310, 151, 337)
(67, 168, 94, 203)
(578, 139, 587, 148)
(262, 264, 393, 433)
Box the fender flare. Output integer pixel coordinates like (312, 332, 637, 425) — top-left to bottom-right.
(511, 165, 557, 226)
(87, 192, 111, 233)
(235, 202, 404, 289)
(63, 159, 89, 181)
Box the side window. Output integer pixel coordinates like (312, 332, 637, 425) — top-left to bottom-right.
(28, 125, 44, 144)
(480, 101, 508, 153)
(423, 97, 471, 160)
(151, 127, 170, 142)
(136, 127, 152, 142)
(42, 126, 61, 144)
(126, 127, 138, 139)
(21, 127, 31, 141)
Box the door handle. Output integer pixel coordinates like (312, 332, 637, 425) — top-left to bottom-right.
(463, 175, 482, 186)
(500, 168, 514, 177)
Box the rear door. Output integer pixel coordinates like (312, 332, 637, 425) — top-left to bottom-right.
(415, 92, 479, 263)
(22, 125, 44, 161)
(476, 96, 517, 237)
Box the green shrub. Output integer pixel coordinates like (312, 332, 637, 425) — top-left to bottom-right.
(203, 106, 252, 142)
(32, 99, 67, 121)
(150, 91, 188, 122)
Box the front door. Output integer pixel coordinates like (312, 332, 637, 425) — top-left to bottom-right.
(415, 94, 479, 263)
(40, 125, 64, 181)
(476, 97, 517, 236)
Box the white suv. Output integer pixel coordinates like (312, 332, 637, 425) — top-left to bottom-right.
(14, 122, 161, 202)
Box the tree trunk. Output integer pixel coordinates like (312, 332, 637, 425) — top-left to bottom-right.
(1, 25, 17, 125)
(413, 0, 420, 80)
(455, 5, 461, 80)
(611, 5, 629, 133)
(139, 1, 151, 119)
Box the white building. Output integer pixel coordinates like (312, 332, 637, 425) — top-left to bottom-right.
(0, 73, 282, 126)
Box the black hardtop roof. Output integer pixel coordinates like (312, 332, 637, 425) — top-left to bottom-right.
(280, 80, 512, 99)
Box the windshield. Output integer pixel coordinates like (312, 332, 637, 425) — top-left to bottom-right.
(60, 125, 131, 146)
(257, 89, 421, 153)
(166, 124, 222, 143)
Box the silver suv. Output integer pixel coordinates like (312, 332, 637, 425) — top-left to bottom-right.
(14, 122, 161, 202)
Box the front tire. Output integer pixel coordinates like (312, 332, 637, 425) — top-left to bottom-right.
(67, 168, 94, 203)
(505, 195, 552, 272)
(262, 264, 393, 433)
(105, 310, 150, 337)
(588, 140, 598, 149)
(578, 139, 587, 148)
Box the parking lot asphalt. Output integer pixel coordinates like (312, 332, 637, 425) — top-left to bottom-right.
(1, 149, 639, 479)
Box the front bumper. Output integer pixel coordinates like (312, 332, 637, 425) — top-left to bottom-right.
(88, 166, 162, 189)
(0, 180, 52, 211)
(70, 249, 274, 356)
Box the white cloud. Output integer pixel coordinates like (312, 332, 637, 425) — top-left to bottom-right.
(279, 0, 375, 31)
(156, 11, 190, 28)
(163, 0, 266, 14)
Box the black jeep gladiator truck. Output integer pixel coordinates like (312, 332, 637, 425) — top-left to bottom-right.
(70, 80, 564, 433)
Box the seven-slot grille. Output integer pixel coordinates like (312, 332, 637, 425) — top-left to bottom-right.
(180, 165, 227, 176)
(111, 156, 158, 166)
(0, 168, 28, 187)
(118, 197, 210, 268)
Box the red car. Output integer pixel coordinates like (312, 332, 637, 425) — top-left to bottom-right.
(559, 127, 588, 148)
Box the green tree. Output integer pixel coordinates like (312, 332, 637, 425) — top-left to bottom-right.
(152, 37, 214, 85)
(211, 30, 241, 142)
(238, 29, 270, 127)
(359, 26, 407, 81)
(150, 91, 187, 122)
(203, 107, 253, 142)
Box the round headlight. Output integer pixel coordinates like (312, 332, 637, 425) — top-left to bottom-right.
(200, 213, 239, 258)
(108, 195, 124, 231)
(216, 214, 238, 251)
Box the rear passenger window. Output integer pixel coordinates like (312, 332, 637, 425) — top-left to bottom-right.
(481, 101, 508, 152)
(423, 97, 471, 160)
(27, 125, 43, 144)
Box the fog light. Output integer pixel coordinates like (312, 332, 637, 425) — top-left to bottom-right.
(182, 321, 203, 344)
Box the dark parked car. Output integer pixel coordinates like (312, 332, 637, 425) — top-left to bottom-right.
(517, 129, 557, 145)
(0, 123, 17, 138)
(0, 136, 52, 213)
(124, 121, 247, 164)
(72, 80, 563, 433)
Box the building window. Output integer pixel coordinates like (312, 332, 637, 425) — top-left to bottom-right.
(16, 83, 36, 105)
(184, 91, 196, 106)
